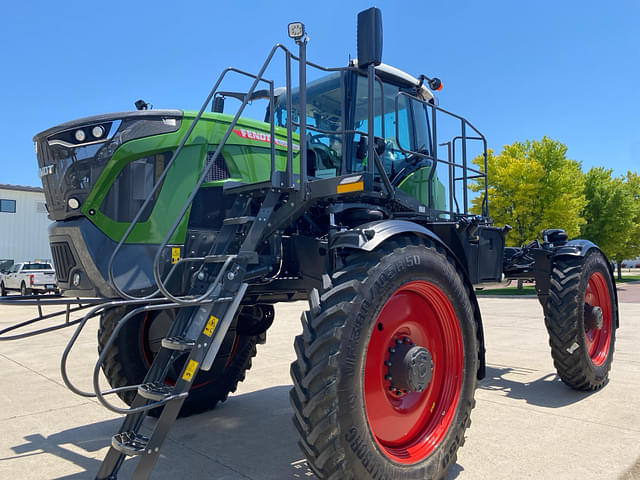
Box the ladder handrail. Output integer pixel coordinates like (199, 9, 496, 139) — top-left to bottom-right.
(59, 297, 177, 398)
(91, 301, 193, 414)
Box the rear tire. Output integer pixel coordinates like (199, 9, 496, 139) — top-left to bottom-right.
(290, 238, 477, 480)
(0, 282, 6, 296)
(98, 305, 270, 417)
(544, 251, 616, 390)
(20, 282, 31, 296)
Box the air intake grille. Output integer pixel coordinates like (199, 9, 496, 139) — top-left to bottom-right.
(51, 242, 76, 282)
(204, 152, 230, 182)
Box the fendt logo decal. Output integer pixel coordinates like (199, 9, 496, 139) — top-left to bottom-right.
(233, 129, 300, 150)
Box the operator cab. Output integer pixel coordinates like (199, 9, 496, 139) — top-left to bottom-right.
(273, 62, 444, 208)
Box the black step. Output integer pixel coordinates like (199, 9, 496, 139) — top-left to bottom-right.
(137, 382, 175, 402)
(203, 254, 236, 263)
(223, 216, 256, 225)
(112, 432, 150, 456)
(203, 252, 259, 264)
(161, 336, 195, 351)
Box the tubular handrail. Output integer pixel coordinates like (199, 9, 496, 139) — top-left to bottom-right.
(106, 42, 393, 302)
(58, 297, 175, 398)
(393, 91, 488, 219)
(105, 55, 279, 301)
(91, 301, 198, 414)
(0, 296, 104, 341)
(103, 38, 489, 302)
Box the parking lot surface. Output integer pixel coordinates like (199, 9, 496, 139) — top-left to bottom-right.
(0, 288, 639, 480)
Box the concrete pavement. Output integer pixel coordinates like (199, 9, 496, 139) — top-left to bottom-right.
(0, 290, 638, 480)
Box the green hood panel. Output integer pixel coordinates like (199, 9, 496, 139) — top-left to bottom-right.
(82, 112, 300, 244)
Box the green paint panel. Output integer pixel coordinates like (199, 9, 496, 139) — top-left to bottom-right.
(82, 112, 299, 244)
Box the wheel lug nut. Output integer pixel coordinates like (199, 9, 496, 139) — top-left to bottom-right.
(395, 339, 402, 344)
(384, 361, 392, 367)
(384, 375, 392, 381)
(403, 337, 410, 343)
(388, 348, 396, 353)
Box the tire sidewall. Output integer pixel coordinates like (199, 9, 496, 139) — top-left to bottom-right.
(334, 245, 477, 479)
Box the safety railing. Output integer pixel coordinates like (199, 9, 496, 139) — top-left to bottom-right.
(104, 42, 396, 300)
(394, 91, 488, 221)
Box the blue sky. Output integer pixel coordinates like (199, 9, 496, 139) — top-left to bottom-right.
(1, 0, 638, 186)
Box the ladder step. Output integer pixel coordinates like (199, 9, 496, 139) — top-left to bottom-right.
(161, 336, 195, 351)
(203, 252, 258, 264)
(203, 254, 236, 263)
(112, 432, 150, 456)
(223, 216, 256, 225)
(137, 382, 175, 402)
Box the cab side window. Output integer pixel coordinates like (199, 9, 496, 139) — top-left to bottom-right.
(352, 75, 428, 177)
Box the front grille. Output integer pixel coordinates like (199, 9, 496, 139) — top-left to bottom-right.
(204, 152, 230, 182)
(34, 111, 182, 221)
(51, 242, 76, 282)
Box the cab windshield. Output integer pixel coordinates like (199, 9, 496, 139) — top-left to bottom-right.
(272, 71, 433, 180)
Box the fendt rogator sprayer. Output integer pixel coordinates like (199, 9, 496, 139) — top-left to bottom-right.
(0, 8, 618, 480)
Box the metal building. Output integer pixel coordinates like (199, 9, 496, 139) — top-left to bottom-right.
(0, 184, 52, 271)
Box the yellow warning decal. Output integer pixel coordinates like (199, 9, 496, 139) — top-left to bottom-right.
(171, 247, 181, 264)
(337, 181, 364, 194)
(182, 360, 199, 382)
(430, 401, 436, 413)
(203, 315, 219, 337)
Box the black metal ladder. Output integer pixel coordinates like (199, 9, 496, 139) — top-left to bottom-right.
(94, 189, 282, 480)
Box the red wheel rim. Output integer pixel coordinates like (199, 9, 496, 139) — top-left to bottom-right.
(584, 272, 612, 366)
(364, 281, 463, 464)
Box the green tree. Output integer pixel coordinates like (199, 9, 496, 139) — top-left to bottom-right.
(471, 137, 586, 246)
(581, 168, 640, 279)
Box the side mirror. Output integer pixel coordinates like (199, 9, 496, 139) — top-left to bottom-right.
(212, 96, 225, 113)
(357, 7, 383, 68)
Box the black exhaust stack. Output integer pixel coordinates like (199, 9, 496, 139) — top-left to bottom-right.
(357, 7, 383, 67)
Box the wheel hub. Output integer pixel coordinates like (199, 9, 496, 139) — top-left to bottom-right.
(386, 338, 434, 394)
(584, 303, 603, 331)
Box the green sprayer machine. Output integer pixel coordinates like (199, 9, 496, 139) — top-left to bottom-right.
(0, 8, 618, 480)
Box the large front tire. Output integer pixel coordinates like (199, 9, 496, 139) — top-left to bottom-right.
(98, 305, 271, 417)
(290, 238, 478, 480)
(544, 251, 616, 390)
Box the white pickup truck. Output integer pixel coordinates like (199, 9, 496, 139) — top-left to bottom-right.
(0, 262, 58, 296)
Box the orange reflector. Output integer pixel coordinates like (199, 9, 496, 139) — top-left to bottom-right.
(337, 181, 364, 194)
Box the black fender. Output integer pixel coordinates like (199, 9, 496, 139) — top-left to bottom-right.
(331, 219, 487, 379)
(553, 239, 620, 329)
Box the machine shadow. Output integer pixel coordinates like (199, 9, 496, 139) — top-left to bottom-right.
(6, 383, 470, 479)
(5, 386, 312, 479)
(478, 364, 596, 408)
(7, 417, 120, 479)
